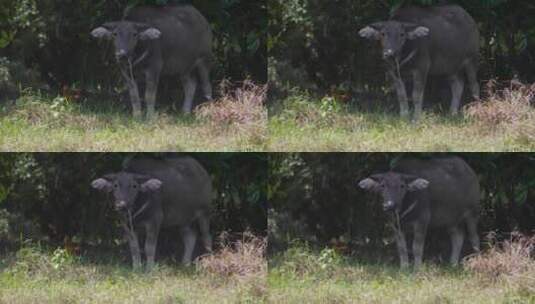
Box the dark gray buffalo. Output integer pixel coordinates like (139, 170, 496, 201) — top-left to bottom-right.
(359, 5, 480, 120)
(91, 5, 213, 118)
(91, 156, 212, 270)
(358, 156, 480, 268)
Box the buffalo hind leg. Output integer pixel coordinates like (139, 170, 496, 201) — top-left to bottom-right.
(144, 221, 160, 271)
(466, 214, 480, 253)
(180, 72, 198, 114)
(412, 221, 427, 269)
(145, 69, 161, 119)
(448, 225, 465, 266)
(197, 59, 212, 101)
(180, 226, 197, 265)
(465, 61, 480, 100)
(198, 212, 212, 253)
(448, 73, 465, 115)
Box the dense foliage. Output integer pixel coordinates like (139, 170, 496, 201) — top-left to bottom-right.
(269, 0, 535, 103)
(269, 153, 535, 257)
(0, 153, 267, 250)
(0, 0, 266, 99)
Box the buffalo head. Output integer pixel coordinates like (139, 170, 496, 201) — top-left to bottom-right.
(358, 172, 429, 212)
(91, 21, 161, 61)
(91, 172, 162, 212)
(359, 21, 429, 59)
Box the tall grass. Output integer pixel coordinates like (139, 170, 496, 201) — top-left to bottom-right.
(464, 232, 535, 295)
(269, 236, 535, 303)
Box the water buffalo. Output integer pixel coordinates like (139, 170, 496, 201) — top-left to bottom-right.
(91, 5, 213, 118)
(359, 5, 480, 120)
(358, 156, 480, 268)
(91, 156, 212, 270)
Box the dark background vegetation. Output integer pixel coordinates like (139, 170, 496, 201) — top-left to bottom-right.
(269, 0, 535, 108)
(0, 0, 267, 104)
(269, 153, 535, 261)
(0, 153, 267, 261)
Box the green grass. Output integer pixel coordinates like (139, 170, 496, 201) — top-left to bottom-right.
(268, 94, 535, 152)
(0, 246, 266, 304)
(0, 94, 266, 152)
(268, 247, 535, 304)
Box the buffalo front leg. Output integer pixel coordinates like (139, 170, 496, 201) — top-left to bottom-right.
(125, 79, 142, 118)
(197, 59, 212, 101)
(144, 221, 160, 271)
(124, 228, 142, 269)
(144, 70, 161, 120)
(448, 225, 465, 266)
(412, 70, 428, 122)
(394, 229, 409, 269)
(180, 72, 198, 114)
(447, 73, 465, 115)
(180, 226, 197, 265)
(389, 71, 409, 119)
(198, 213, 212, 253)
(412, 221, 427, 269)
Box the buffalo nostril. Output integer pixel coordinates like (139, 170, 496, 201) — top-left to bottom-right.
(383, 49, 394, 58)
(383, 200, 394, 210)
(115, 201, 126, 209)
(115, 50, 127, 58)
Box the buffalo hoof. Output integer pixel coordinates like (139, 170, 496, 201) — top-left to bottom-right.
(146, 112, 157, 121)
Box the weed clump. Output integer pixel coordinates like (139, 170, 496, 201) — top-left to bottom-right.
(275, 93, 361, 130)
(272, 244, 345, 279)
(4, 92, 98, 128)
(7, 245, 77, 278)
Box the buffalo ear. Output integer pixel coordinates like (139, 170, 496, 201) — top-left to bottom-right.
(140, 178, 162, 192)
(408, 178, 429, 191)
(139, 28, 161, 40)
(91, 178, 113, 192)
(90, 27, 113, 39)
(406, 25, 429, 40)
(358, 177, 380, 192)
(359, 22, 384, 40)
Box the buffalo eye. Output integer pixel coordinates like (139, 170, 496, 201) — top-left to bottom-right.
(401, 184, 406, 188)
(132, 184, 138, 189)
(114, 184, 118, 188)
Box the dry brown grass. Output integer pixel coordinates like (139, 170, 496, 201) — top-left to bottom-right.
(465, 80, 535, 142)
(197, 231, 267, 299)
(198, 231, 267, 280)
(195, 80, 268, 144)
(463, 231, 535, 294)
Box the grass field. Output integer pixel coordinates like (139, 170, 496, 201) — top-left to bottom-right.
(0, 235, 267, 304)
(268, 245, 535, 304)
(0, 83, 267, 152)
(268, 86, 535, 152)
